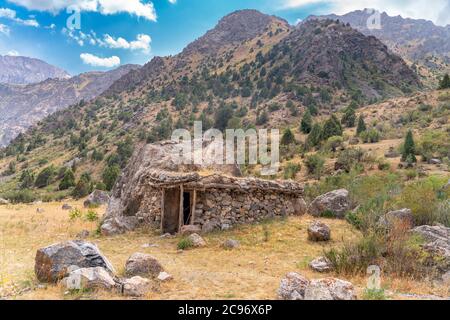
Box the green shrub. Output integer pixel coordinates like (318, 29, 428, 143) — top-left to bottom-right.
(59, 169, 76, 190)
(19, 170, 35, 189)
(102, 165, 121, 191)
(2, 189, 37, 204)
(304, 154, 325, 179)
(360, 129, 381, 143)
(363, 289, 387, 300)
(283, 162, 301, 179)
(177, 238, 194, 250)
(280, 128, 296, 146)
(69, 208, 83, 221)
(85, 210, 99, 222)
(72, 175, 93, 199)
(35, 166, 56, 188)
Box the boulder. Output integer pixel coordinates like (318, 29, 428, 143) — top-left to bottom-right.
(122, 276, 152, 297)
(378, 208, 414, 230)
(222, 239, 240, 249)
(309, 257, 333, 273)
(84, 190, 110, 208)
(429, 158, 442, 165)
(292, 198, 308, 216)
(100, 216, 139, 236)
(308, 189, 350, 218)
(411, 225, 450, 272)
(307, 221, 331, 242)
(278, 272, 310, 300)
(36, 208, 45, 213)
(0, 198, 9, 205)
(125, 253, 163, 277)
(157, 272, 173, 282)
(35, 240, 115, 283)
(62, 267, 116, 291)
(62, 204, 72, 210)
(188, 233, 207, 247)
(304, 278, 357, 300)
(180, 225, 202, 236)
(201, 221, 217, 234)
(384, 147, 399, 158)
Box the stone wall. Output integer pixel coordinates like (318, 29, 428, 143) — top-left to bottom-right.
(193, 189, 301, 232)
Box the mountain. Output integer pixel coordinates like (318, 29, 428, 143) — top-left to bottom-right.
(0, 55, 70, 85)
(0, 10, 422, 198)
(306, 9, 450, 86)
(0, 64, 139, 147)
(307, 9, 450, 61)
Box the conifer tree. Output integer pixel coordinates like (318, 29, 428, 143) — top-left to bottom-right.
(300, 110, 313, 134)
(402, 130, 417, 163)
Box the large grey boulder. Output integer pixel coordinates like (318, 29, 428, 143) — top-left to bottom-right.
(125, 253, 164, 277)
(278, 272, 310, 300)
(100, 216, 139, 236)
(307, 221, 331, 242)
(309, 189, 350, 218)
(412, 225, 450, 272)
(222, 239, 240, 249)
(188, 233, 207, 247)
(304, 278, 357, 300)
(35, 241, 115, 283)
(0, 198, 9, 205)
(62, 267, 116, 291)
(122, 276, 152, 297)
(180, 225, 202, 236)
(84, 190, 110, 208)
(309, 256, 333, 273)
(378, 208, 414, 230)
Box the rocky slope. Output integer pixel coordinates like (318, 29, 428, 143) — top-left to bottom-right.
(0, 65, 139, 146)
(0, 55, 70, 85)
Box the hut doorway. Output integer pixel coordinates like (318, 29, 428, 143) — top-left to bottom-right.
(161, 187, 193, 234)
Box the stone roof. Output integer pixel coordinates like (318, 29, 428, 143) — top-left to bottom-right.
(143, 170, 304, 195)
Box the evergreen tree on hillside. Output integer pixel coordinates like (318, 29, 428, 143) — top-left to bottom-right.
(300, 110, 313, 134)
(281, 128, 296, 145)
(59, 169, 75, 190)
(322, 115, 343, 140)
(356, 115, 367, 136)
(306, 123, 323, 149)
(341, 106, 356, 128)
(438, 74, 450, 90)
(402, 130, 417, 163)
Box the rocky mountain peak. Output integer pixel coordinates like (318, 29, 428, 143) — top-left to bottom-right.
(0, 55, 70, 85)
(182, 9, 290, 56)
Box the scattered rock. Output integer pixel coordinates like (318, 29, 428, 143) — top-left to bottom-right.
(378, 208, 414, 230)
(122, 276, 152, 297)
(180, 225, 202, 236)
(62, 204, 72, 210)
(35, 240, 115, 283)
(221, 223, 231, 231)
(308, 189, 350, 218)
(384, 147, 399, 158)
(76, 230, 90, 239)
(293, 198, 308, 216)
(157, 272, 173, 282)
(278, 272, 310, 300)
(62, 267, 116, 291)
(222, 239, 240, 249)
(36, 208, 45, 213)
(201, 221, 217, 234)
(187, 233, 207, 247)
(429, 158, 442, 165)
(304, 278, 357, 300)
(160, 233, 174, 239)
(84, 190, 110, 208)
(309, 257, 333, 273)
(0, 198, 9, 205)
(125, 253, 163, 277)
(307, 221, 331, 242)
(412, 225, 450, 273)
(100, 216, 139, 236)
(141, 243, 159, 248)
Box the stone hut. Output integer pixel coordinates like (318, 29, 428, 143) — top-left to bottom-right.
(101, 141, 305, 235)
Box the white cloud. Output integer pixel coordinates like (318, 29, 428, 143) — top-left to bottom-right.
(103, 34, 151, 53)
(0, 23, 10, 35)
(168, 0, 177, 4)
(80, 53, 120, 67)
(280, 0, 450, 26)
(0, 7, 39, 27)
(8, 0, 157, 21)
(7, 50, 19, 56)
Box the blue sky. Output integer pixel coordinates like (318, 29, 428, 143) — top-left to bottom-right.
(0, 0, 448, 75)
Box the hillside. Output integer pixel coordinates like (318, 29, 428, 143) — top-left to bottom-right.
(0, 10, 426, 202)
(307, 9, 450, 86)
(0, 55, 70, 85)
(0, 64, 140, 147)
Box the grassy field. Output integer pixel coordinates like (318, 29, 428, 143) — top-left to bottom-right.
(0, 200, 448, 300)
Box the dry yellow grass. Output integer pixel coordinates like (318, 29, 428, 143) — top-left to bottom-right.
(0, 201, 448, 300)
